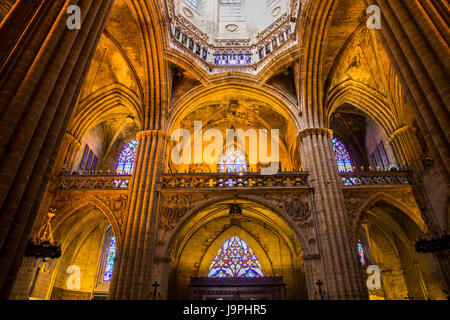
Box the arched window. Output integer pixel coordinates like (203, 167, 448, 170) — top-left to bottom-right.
(208, 236, 264, 278)
(358, 240, 366, 265)
(103, 236, 116, 282)
(219, 148, 248, 173)
(332, 136, 353, 172)
(116, 139, 138, 175)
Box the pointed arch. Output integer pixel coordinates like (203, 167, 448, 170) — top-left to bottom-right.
(53, 196, 123, 246)
(352, 192, 427, 237)
(69, 84, 143, 140)
(326, 79, 399, 135)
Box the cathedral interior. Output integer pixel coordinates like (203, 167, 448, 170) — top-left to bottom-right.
(0, 0, 449, 300)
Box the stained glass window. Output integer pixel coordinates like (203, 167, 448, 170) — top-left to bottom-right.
(219, 149, 247, 173)
(332, 136, 353, 173)
(116, 139, 138, 175)
(358, 240, 366, 265)
(208, 236, 264, 278)
(103, 236, 116, 282)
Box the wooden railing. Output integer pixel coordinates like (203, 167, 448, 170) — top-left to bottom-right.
(340, 171, 412, 187)
(58, 175, 132, 190)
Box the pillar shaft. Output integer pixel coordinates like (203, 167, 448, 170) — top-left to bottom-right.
(0, 0, 115, 298)
(298, 128, 368, 299)
(365, 0, 450, 182)
(109, 130, 169, 300)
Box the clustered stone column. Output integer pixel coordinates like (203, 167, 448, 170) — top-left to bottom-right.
(109, 130, 169, 300)
(57, 133, 83, 174)
(365, 0, 450, 288)
(364, 0, 449, 182)
(0, 0, 115, 299)
(388, 125, 423, 173)
(298, 128, 368, 299)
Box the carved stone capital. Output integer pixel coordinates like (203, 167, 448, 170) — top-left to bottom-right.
(64, 133, 82, 150)
(387, 125, 411, 144)
(136, 130, 171, 141)
(297, 128, 333, 143)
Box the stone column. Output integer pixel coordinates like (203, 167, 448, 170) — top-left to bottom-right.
(388, 125, 423, 173)
(364, 0, 450, 291)
(109, 130, 169, 300)
(298, 128, 368, 299)
(57, 133, 83, 174)
(0, 0, 115, 298)
(364, 0, 450, 182)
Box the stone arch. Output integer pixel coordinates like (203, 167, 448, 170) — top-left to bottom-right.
(166, 83, 302, 133)
(162, 193, 309, 299)
(326, 80, 398, 135)
(32, 200, 121, 300)
(352, 192, 446, 299)
(164, 193, 311, 257)
(353, 192, 426, 237)
(53, 196, 123, 247)
(69, 84, 143, 141)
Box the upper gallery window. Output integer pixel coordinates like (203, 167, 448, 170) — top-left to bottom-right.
(103, 236, 116, 282)
(116, 139, 138, 175)
(208, 236, 264, 278)
(80, 144, 98, 173)
(370, 140, 390, 170)
(332, 136, 353, 173)
(219, 148, 248, 173)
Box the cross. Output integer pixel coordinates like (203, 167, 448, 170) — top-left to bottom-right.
(151, 281, 160, 300)
(315, 280, 326, 300)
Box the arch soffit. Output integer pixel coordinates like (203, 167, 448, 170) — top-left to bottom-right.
(167, 83, 302, 133)
(326, 80, 399, 135)
(70, 84, 143, 140)
(53, 197, 123, 247)
(353, 192, 427, 237)
(164, 194, 310, 260)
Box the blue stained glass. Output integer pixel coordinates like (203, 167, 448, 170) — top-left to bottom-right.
(219, 149, 247, 173)
(103, 236, 116, 282)
(332, 137, 353, 173)
(208, 236, 264, 278)
(116, 139, 138, 175)
(358, 240, 366, 265)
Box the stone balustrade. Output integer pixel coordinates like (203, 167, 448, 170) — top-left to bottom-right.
(340, 171, 412, 187)
(58, 174, 132, 190)
(56, 171, 413, 191)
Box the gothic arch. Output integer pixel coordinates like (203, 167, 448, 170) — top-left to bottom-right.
(163, 193, 311, 257)
(164, 194, 308, 299)
(53, 197, 123, 247)
(326, 80, 399, 135)
(69, 84, 143, 140)
(166, 83, 302, 133)
(353, 192, 427, 237)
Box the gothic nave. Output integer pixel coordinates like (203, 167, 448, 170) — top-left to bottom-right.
(0, 0, 449, 301)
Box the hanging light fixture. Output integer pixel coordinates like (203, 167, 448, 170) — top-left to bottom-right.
(24, 208, 61, 259)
